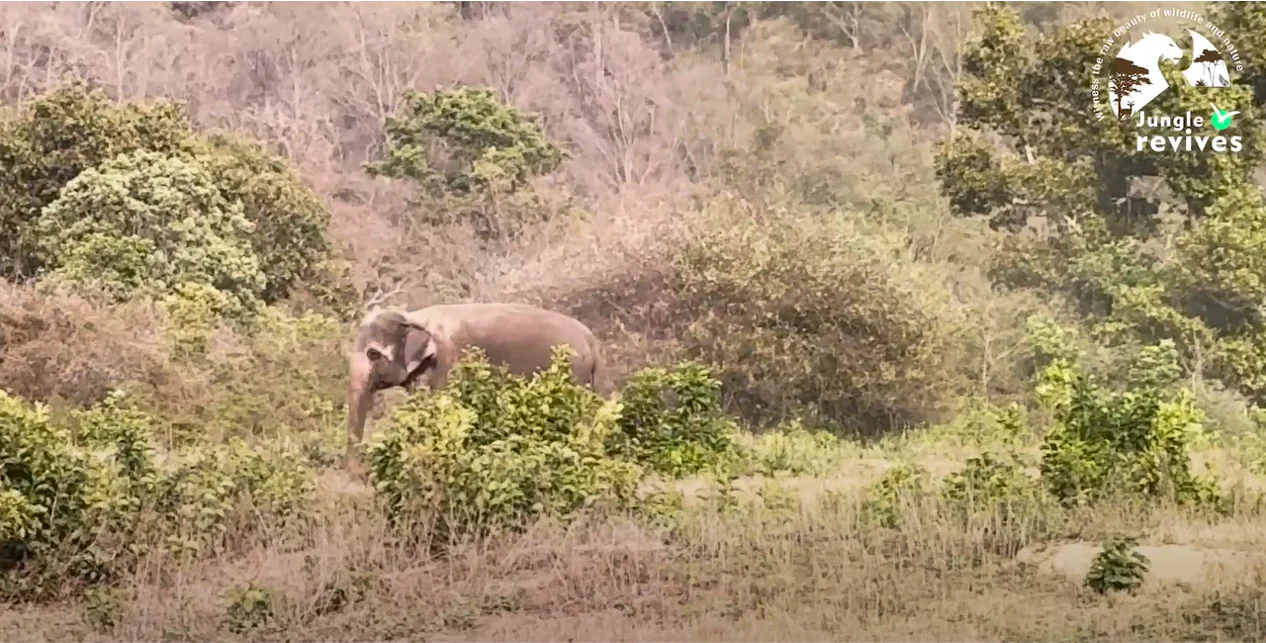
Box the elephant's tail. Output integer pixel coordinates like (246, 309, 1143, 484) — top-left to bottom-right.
(587, 333, 610, 397)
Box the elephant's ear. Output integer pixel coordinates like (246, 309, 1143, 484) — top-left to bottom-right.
(401, 321, 436, 376)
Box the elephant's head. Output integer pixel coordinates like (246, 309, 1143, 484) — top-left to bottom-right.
(346, 310, 437, 449)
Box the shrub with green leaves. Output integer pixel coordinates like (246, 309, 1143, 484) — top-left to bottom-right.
(942, 450, 1040, 517)
(367, 348, 644, 543)
(1085, 535, 1150, 595)
(0, 390, 152, 597)
(860, 462, 928, 529)
(669, 197, 964, 434)
(36, 149, 267, 317)
(0, 389, 315, 599)
(607, 362, 744, 478)
(743, 420, 853, 477)
(151, 438, 315, 559)
(367, 86, 570, 241)
(1036, 330, 1222, 508)
(0, 79, 340, 311)
(192, 133, 336, 305)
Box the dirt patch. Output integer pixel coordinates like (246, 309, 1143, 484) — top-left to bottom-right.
(1016, 541, 1265, 589)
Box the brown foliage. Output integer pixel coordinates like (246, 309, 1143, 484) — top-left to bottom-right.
(0, 280, 172, 406)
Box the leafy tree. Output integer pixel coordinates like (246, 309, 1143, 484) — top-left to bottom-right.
(191, 133, 334, 304)
(1109, 57, 1150, 117)
(936, 2, 1266, 401)
(0, 80, 341, 310)
(1193, 48, 1224, 87)
(35, 150, 267, 318)
(367, 86, 568, 240)
(0, 80, 191, 278)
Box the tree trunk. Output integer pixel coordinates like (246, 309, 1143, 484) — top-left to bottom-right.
(723, 5, 733, 76)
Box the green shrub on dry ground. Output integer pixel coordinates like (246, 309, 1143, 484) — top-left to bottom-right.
(1036, 336, 1225, 511)
(0, 390, 315, 601)
(367, 348, 744, 545)
(606, 362, 745, 478)
(0, 79, 350, 317)
(664, 196, 967, 435)
(367, 86, 572, 243)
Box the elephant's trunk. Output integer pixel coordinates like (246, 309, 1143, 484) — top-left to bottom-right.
(347, 353, 374, 454)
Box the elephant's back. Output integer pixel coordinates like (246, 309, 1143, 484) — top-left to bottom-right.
(408, 303, 597, 375)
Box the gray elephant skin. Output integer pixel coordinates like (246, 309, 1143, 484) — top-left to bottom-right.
(345, 302, 606, 449)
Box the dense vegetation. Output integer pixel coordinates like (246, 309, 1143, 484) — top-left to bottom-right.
(4, 1, 1266, 640)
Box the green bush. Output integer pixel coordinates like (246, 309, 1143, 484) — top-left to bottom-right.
(607, 362, 744, 478)
(0, 390, 149, 597)
(943, 450, 1038, 507)
(669, 197, 964, 434)
(1035, 330, 1223, 509)
(367, 86, 570, 241)
(36, 149, 267, 316)
(859, 462, 928, 529)
(743, 420, 854, 477)
(151, 437, 314, 559)
(0, 389, 315, 600)
(367, 348, 644, 543)
(192, 133, 335, 304)
(0, 80, 339, 311)
(0, 80, 192, 279)
(941, 450, 1043, 541)
(1084, 535, 1150, 595)
(368, 86, 566, 198)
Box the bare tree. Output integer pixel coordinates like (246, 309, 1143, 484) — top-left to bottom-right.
(822, 2, 869, 53)
(926, 2, 973, 136)
(536, 5, 685, 192)
(895, 2, 932, 100)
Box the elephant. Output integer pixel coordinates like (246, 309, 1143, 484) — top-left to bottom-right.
(345, 302, 606, 451)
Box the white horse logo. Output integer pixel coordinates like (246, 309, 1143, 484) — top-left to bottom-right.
(1108, 32, 1184, 117)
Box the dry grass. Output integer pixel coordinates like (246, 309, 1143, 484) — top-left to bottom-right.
(0, 281, 174, 407)
(4, 434, 1266, 643)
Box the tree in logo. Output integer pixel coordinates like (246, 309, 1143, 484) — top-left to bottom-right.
(1109, 57, 1150, 118)
(1193, 48, 1224, 87)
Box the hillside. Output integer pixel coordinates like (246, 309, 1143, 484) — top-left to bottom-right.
(4, 2, 1266, 641)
